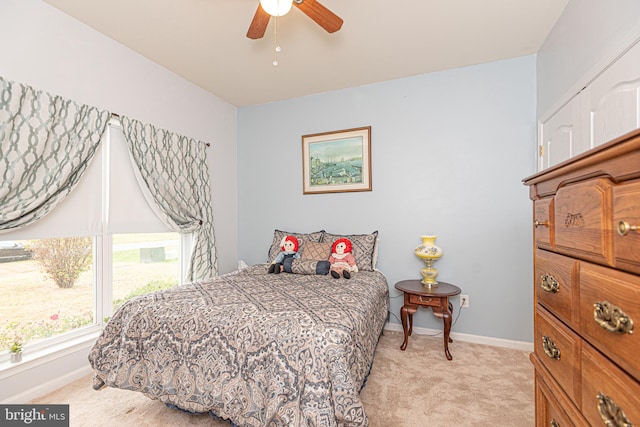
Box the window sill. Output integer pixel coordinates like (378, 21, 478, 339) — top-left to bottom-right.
(0, 330, 101, 380)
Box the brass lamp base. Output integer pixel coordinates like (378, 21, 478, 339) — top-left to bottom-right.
(420, 266, 439, 288)
(420, 259, 438, 288)
(421, 280, 439, 288)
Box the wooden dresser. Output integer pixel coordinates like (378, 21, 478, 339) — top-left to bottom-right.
(523, 128, 640, 426)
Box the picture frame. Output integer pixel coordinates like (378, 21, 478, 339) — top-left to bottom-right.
(302, 126, 372, 194)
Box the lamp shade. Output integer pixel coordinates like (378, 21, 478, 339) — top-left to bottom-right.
(260, 0, 293, 17)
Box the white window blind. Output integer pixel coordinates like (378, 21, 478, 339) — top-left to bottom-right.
(107, 124, 168, 234)
(2, 122, 169, 240)
(1, 147, 103, 240)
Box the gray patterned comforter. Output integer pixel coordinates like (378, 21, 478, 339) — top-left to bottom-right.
(88, 264, 390, 426)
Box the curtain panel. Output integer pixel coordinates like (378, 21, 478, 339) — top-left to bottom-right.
(0, 76, 110, 233)
(119, 116, 217, 281)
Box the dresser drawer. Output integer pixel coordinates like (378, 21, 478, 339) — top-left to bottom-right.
(535, 250, 578, 328)
(554, 178, 613, 265)
(579, 262, 640, 379)
(534, 198, 554, 249)
(535, 372, 587, 427)
(535, 306, 581, 405)
(581, 343, 640, 427)
(613, 180, 640, 275)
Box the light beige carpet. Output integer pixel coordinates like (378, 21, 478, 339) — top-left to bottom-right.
(31, 330, 534, 426)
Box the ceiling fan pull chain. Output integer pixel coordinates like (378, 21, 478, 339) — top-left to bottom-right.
(273, 15, 280, 66)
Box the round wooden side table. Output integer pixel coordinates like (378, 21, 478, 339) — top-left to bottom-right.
(394, 280, 461, 360)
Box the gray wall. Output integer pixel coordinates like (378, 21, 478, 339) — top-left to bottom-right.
(238, 56, 537, 342)
(537, 0, 640, 117)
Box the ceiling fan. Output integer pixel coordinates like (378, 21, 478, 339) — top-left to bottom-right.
(246, 0, 343, 40)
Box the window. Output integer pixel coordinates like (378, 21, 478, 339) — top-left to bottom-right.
(0, 237, 95, 351)
(111, 233, 180, 316)
(0, 121, 185, 360)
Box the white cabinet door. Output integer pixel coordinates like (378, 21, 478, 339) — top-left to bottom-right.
(583, 41, 640, 149)
(539, 95, 581, 170)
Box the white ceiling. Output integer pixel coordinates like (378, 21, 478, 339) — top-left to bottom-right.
(43, 0, 568, 107)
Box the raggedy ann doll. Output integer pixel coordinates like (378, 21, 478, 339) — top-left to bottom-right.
(328, 238, 358, 279)
(268, 235, 300, 274)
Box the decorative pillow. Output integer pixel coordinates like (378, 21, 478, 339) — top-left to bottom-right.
(301, 241, 332, 260)
(284, 258, 330, 275)
(267, 229, 325, 263)
(371, 237, 380, 270)
(322, 231, 379, 271)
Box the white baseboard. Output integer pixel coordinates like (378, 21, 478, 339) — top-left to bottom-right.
(383, 323, 533, 352)
(4, 365, 93, 404)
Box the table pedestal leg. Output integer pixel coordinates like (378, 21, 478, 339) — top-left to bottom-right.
(447, 301, 454, 344)
(443, 310, 452, 360)
(432, 298, 454, 360)
(442, 300, 454, 360)
(400, 305, 416, 351)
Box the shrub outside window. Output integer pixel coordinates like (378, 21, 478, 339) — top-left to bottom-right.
(0, 233, 180, 356)
(0, 238, 95, 353)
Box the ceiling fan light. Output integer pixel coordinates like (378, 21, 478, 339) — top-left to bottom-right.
(260, 0, 293, 17)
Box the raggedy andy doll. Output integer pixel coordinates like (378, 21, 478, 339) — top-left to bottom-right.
(328, 238, 358, 279)
(268, 235, 300, 274)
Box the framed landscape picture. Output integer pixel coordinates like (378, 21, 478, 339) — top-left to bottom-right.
(302, 126, 372, 194)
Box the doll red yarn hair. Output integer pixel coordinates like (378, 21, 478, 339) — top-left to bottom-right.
(281, 235, 300, 252)
(331, 238, 352, 254)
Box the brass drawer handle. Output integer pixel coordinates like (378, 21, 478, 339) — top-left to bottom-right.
(540, 274, 560, 293)
(597, 392, 632, 427)
(594, 301, 634, 335)
(550, 420, 559, 427)
(617, 220, 638, 236)
(418, 296, 432, 303)
(534, 220, 549, 228)
(542, 335, 561, 360)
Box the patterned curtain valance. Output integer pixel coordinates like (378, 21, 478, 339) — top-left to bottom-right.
(0, 76, 110, 233)
(119, 116, 218, 281)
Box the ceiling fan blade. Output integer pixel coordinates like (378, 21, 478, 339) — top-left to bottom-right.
(246, 4, 271, 39)
(294, 0, 343, 33)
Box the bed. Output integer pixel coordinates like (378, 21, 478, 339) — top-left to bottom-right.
(88, 230, 389, 427)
